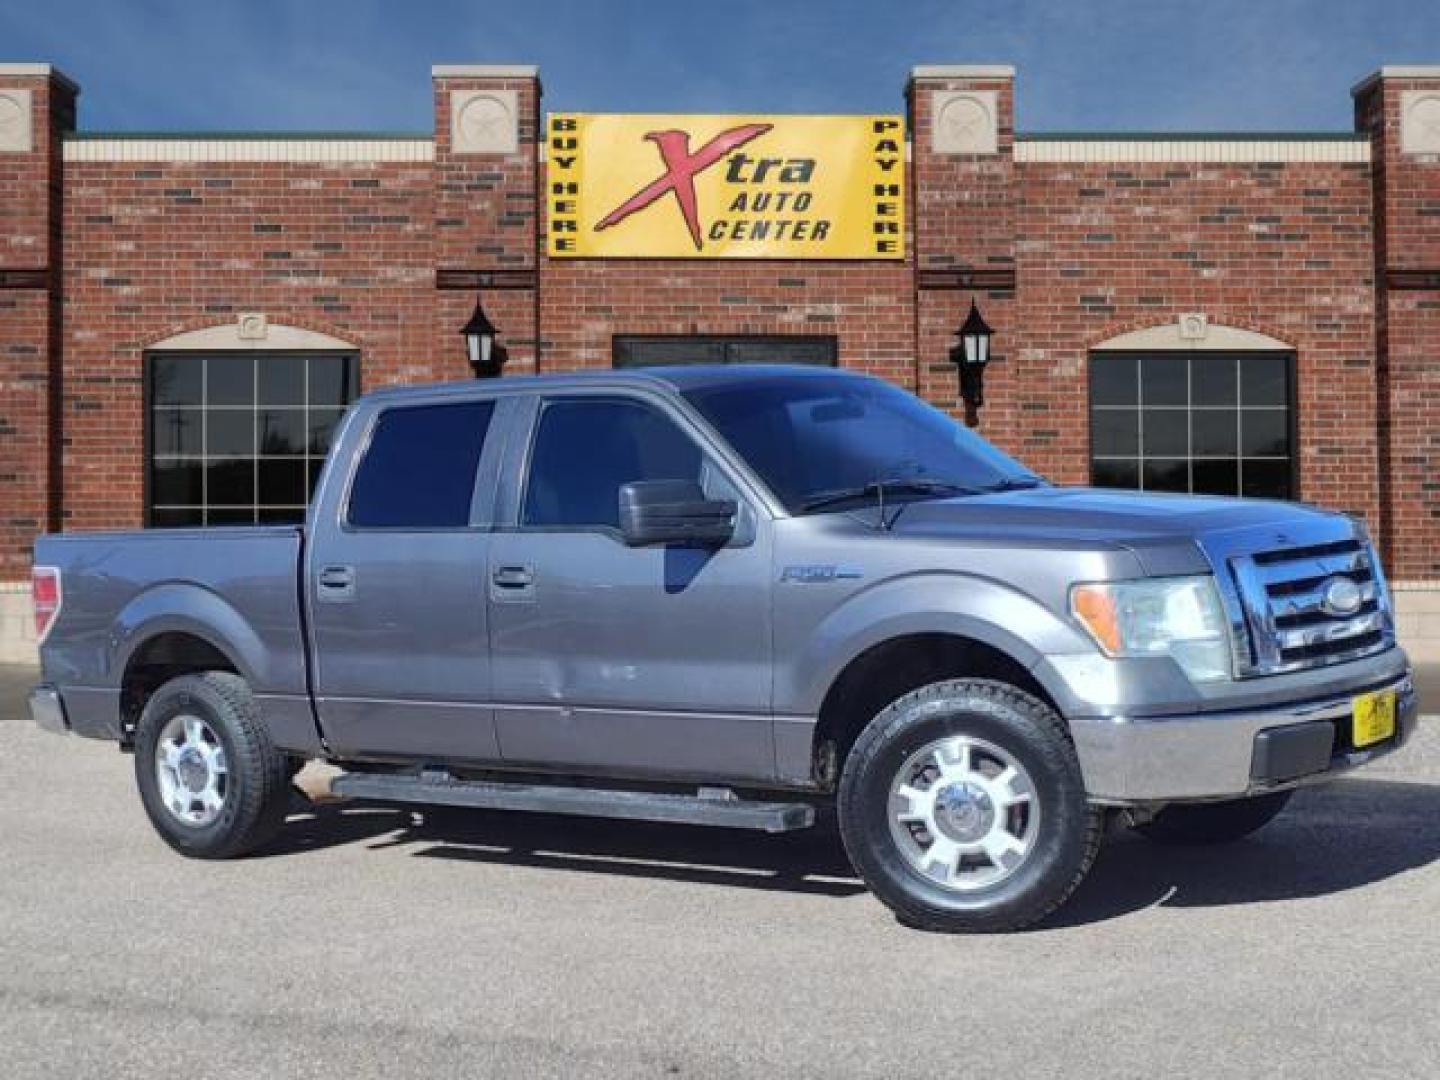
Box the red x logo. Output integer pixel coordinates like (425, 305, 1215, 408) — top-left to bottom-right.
(595, 123, 773, 251)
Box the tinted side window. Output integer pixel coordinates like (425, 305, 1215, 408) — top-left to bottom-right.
(348, 401, 494, 528)
(523, 398, 702, 529)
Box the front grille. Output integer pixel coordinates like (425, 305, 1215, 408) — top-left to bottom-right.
(1222, 532, 1395, 676)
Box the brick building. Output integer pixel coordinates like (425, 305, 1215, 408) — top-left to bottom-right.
(0, 61, 1437, 661)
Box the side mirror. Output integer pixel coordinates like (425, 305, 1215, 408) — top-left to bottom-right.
(619, 480, 736, 548)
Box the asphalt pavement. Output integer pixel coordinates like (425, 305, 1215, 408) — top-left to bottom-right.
(2, 663, 1437, 1079)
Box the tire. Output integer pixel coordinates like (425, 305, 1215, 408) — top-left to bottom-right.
(133, 671, 292, 859)
(1135, 790, 1292, 846)
(838, 679, 1101, 933)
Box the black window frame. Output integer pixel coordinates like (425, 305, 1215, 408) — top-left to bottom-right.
(143, 350, 359, 528)
(1087, 349, 1299, 500)
(612, 334, 838, 369)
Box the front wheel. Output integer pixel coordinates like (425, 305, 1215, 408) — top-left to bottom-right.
(133, 671, 292, 859)
(1135, 791, 1293, 846)
(838, 679, 1101, 933)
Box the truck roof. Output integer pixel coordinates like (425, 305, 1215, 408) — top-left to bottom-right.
(359, 363, 855, 402)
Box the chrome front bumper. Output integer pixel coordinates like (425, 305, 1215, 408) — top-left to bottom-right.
(29, 685, 69, 735)
(1069, 672, 1418, 804)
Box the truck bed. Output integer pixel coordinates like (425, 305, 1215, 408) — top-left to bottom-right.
(35, 526, 310, 741)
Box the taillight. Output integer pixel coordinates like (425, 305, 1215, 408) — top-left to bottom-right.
(32, 565, 61, 643)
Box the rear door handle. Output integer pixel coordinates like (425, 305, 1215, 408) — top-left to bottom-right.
(492, 565, 534, 589)
(317, 565, 356, 601)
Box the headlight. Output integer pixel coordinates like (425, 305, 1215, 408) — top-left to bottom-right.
(1070, 575, 1233, 683)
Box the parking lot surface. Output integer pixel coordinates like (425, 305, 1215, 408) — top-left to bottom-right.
(2, 663, 1437, 1079)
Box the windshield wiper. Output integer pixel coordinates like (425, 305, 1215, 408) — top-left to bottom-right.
(979, 475, 1047, 493)
(799, 478, 975, 514)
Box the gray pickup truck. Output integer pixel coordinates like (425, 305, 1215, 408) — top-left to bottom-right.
(30, 365, 1418, 931)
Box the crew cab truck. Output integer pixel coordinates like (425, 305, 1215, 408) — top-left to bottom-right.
(30, 366, 1418, 932)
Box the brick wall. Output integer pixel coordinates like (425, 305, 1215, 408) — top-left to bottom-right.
(1010, 155, 1378, 519)
(0, 60, 1435, 620)
(0, 69, 73, 580)
(1356, 71, 1440, 581)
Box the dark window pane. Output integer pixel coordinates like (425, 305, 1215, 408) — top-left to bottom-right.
(258, 507, 306, 525)
(725, 339, 836, 365)
(206, 508, 256, 526)
(1192, 458, 1240, 496)
(151, 356, 203, 408)
(1241, 410, 1290, 457)
(206, 410, 254, 456)
(1240, 355, 1289, 407)
(1191, 410, 1237, 457)
(524, 399, 702, 529)
(349, 401, 494, 528)
(153, 409, 202, 455)
(307, 409, 345, 454)
(206, 356, 254, 407)
(308, 459, 326, 498)
(1091, 410, 1139, 457)
(151, 460, 203, 505)
(207, 459, 254, 505)
(1090, 355, 1138, 407)
(1143, 458, 1189, 493)
(256, 409, 306, 455)
(1242, 459, 1293, 499)
(1091, 459, 1140, 490)
(1142, 409, 1188, 457)
(258, 458, 307, 507)
(309, 355, 357, 404)
(257, 355, 306, 407)
(1140, 356, 1187, 406)
(1191, 356, 1238, 407)
(150, 507, 203, 528)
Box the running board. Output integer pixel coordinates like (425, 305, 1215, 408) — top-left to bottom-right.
(330, 770, 815, 833)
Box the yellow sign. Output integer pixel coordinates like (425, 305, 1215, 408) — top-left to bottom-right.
(547, 113, 905, 259)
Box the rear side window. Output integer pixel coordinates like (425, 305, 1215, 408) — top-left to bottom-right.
(348, 401, 495, 528)
(523, 398, 702, 529)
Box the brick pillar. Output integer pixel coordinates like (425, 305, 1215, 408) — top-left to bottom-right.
(1355, 66, 1440, 656)
(0, 64, 76, 586)
(430, 65, 541, 378)
(907, 66, 1021, 455)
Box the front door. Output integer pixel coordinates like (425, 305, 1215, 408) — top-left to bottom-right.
(308, 396, 504, 762)
(487, 392, 775, 782)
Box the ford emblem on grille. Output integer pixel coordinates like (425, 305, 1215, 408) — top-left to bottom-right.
(1319, 576, 1363, 617)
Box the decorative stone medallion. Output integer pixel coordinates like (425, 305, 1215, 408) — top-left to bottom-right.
(237, 313, 268, 341)
(932, 90, 998, 155)
(0, 89, 33, 153)
(451, 89, 519, 155)
(1178, 313, 1209, 341)
(1400, 91, 1440, 155)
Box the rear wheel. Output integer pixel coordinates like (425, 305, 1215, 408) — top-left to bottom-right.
(838, 679, 1101, 933)
(133, 671, 291, 859)
(1135, 791, 1293, 846)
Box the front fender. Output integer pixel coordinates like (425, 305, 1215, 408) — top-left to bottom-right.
(111, 582, 273, 689)
(781, 571, 1095, 717)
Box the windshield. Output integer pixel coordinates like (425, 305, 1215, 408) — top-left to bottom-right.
(682, 373, 1044, 513)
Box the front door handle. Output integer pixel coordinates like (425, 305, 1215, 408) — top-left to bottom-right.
(492, 565, 534, 589)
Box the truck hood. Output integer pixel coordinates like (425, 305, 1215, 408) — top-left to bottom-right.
(877, 486, 1346, 575)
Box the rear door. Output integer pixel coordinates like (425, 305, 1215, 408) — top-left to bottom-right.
(307, 393, 514, 761)
(486, 390, 775, 782)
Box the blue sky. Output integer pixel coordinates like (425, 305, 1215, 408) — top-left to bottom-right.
(3, 0, 1436, 133)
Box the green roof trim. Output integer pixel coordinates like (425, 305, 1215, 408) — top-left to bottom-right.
(1018, 131, 1369, 142)
(66, 130, 432, 141)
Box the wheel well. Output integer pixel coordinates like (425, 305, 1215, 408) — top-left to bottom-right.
(119, 632, 238, 744)
(811, 634, 1056, 788)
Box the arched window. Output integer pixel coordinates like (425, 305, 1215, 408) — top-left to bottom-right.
(1088, 324, 1295, 500)
(144, 324, 360, 526)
